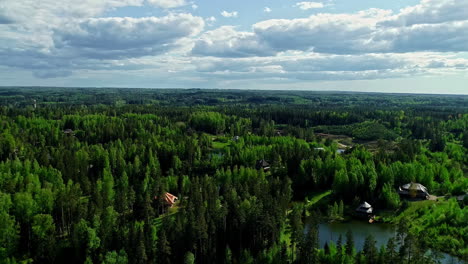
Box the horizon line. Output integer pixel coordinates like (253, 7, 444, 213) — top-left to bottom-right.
(1, 86, 467, 96)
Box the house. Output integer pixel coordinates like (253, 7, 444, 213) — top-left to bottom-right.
(155, 192, 178, 214)
(163, 192, 178, 207)
(156, 192, 179, 208)
(337, 149, 346, 154)
(356, 202, 373, 215)
(256, 159, 271, 172)
(314, 147, 325, 151)
(233, 136, 240, 142)
(398, 183, 429, 199)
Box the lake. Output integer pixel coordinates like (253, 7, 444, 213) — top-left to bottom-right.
(310, 220, 465, 264)
(318, 220, 395, 250)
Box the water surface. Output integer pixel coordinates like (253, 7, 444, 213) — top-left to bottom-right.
(313, 220, 465, 264)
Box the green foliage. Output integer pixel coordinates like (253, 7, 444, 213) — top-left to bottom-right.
(184, 252, 195, 264)
(327, 200, 345, 221)
(381, 183, 400, 209)
(0, 211, 19, 260)
(190, 112, 226, 134)
(0, 88, 466, 263)
(363, 234, 378, 263)
(31, 214, 56, 261)
(351, 121, 398, 141)
(394, 199, 467, 258)
(102, 250, 128, 264)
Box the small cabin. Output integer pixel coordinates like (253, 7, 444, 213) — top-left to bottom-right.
(156, 192, 179, 208)
(155, 192, 178, 214)
(398, 183, 429, 199)
(256, 159, 271, 172)
(164, 192, 178, 207)
(356, 202, 373, 215)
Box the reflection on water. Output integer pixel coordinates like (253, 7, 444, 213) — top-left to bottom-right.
(310, 220, 465, 264)
(318, 220, 395, 250)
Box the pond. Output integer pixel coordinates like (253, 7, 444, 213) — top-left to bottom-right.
(318, 220, 395, 251)
(310, 220, 465, 264)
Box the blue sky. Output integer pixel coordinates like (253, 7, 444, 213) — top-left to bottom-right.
(0, 0, 467, 94)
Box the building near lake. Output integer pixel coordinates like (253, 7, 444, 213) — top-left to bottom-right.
(355, 202, 373, 215)
(398, 183, 429, 199)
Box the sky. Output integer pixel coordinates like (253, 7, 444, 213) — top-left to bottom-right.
(0, 0, 467, 94)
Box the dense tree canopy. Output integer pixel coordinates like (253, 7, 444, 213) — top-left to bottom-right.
(0, 88, 466, 263)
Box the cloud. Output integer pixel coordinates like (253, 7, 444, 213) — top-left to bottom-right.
(0, 0, 145, 26)
(264, 7, 272, 13)
(193, 0, 468, 57)
(192, 4, 198, 10)
(295, 2, 324, 10)
(221, 11, 238, 18)
(54, 14, 205, 59)
(253, 10, 392, 54)
(380, 21, 468, 53)
(193, 54, 407, 74)
(0, 0, 206, 78)
(192, 26, 274, 57)
(205, 16, 216, 26)
(194, 9, 392, 56)
(1, 0, 468, 86)
(33, 70, 73, 79)
(206, 16, 216, 22)
(0, 11, 15, 24)
(192, 52, 468, 81)
(381, 0, 468, 27)
(146, 0, 187, 8)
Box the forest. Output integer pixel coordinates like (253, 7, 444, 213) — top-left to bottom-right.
(0, 87, 467, 264)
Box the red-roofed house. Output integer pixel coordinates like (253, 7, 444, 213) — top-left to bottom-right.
(155, 192, 179, 214)
(164, 192, 178, 207)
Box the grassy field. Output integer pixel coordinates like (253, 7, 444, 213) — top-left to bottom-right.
(212, 140, 231, 150)
(304, 190, 333, 210)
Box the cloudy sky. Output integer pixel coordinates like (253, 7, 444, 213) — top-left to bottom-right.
(0, 0, 467, 94)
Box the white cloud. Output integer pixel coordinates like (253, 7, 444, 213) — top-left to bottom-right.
(54, 14, 205, 59)
(0, 11, 205, 78)
(192, 52, 468, 81)
(253, 10, 391, 54)
(381, 0, 468, 27)
(1, 0, 468, 86)
(206, 16, 216, 22)
(205, 16, 217, 26)
(221, 11, 238, 18)
(192, 26, 274, 57)
(295, 2, 324, 10)
(192, 4, 198, 10)
(195, 9, 392, 56)
(194, 1, 468, 57)
(264, 7, 272, 13)
(0, 0, 145, 26)
(146, 0, 187, 8)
